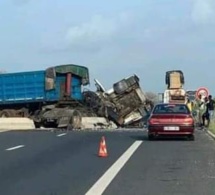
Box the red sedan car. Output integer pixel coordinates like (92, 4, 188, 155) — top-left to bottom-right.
(147, 103, 195, 140)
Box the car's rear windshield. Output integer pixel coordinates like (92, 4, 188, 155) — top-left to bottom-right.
(153, 104, 190, 114)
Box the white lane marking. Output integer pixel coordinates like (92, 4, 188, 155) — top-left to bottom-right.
(206, 133, 214, 141)
(85, 140, 143, 195)
(57, 133, 67, 137)
(6, 145, 25, 151)
(207, 131, 215, 140)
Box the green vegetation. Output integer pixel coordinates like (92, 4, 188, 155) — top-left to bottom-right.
(209, 119, 215, 134)
(209, 99, 215, 134)
(209, 109, 215, 134)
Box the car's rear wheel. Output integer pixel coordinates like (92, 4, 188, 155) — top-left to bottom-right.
(148, 134, 155, 141)
(188, 134, 195, 141)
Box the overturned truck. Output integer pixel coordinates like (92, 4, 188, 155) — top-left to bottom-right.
(0, 64, 152, 129)
(83, 75, 153, 128)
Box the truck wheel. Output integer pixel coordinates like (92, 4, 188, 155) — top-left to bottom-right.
(165, 72, 170, 85)
(113, 80, 128, 94)
(0, 110, 16, 117)
(67, 110, 82, 130)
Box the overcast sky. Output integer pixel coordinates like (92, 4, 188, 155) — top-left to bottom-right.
(0, 0, 215, 93)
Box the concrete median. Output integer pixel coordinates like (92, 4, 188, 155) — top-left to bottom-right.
(0, 118, 35, 131)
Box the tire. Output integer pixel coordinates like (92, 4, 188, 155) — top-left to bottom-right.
(165, 72, 170, 85)
(113, 80, 128, 94)
(0, 109, 16, 117)
(67, 110, 82, 130)
(180, 73, 184, 84)
(166, 70, 184, 85)
(148, 134, 154, 141)
(188, 134, 195, 141)
(33, 110, 46, 128)
(34, 122, 41, 129)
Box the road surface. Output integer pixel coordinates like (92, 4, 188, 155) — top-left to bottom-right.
(0, 129, 214, 195)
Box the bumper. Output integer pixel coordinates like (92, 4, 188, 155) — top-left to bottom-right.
(148, 125, 194, 136)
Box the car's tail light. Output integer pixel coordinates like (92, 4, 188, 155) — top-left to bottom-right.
(184, 116, 194, 124)
(148, 118, 159, 125)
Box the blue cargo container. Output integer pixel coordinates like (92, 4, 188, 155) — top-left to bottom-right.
(0, 64, 89, 109)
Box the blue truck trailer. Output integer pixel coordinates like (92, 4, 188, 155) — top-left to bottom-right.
(0, 64, 90, 126)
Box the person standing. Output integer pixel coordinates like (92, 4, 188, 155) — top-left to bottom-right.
(204, 95, 215, 127)
(207, 95, 215, 119)
(186, 98, 192, 112)
(194, 94, 205, 126)
(202, 97, 209, 127)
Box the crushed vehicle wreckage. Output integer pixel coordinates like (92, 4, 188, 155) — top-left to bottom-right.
(0, 64, 153, 130)
(41, 75, 153, 129)
(81, 74, 154, 129)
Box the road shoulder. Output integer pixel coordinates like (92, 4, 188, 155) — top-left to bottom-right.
(207, 129, 215, 140)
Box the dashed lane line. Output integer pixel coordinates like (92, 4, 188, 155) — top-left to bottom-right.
(6, 145, 25, 151)
(57, 133, 67, 137)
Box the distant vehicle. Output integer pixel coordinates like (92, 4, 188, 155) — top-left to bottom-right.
(157, 93, 164, 103)
(147, 103, 195, 140)
(186, 90, 197, 101)
(163, 70, 186, 104)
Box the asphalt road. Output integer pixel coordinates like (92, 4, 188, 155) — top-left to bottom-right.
(0, 129, 214, 195)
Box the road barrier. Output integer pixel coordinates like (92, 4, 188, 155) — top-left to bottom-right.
(0, 118, 35, 130)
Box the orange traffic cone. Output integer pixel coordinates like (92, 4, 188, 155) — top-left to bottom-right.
(98, 136, 108, 157)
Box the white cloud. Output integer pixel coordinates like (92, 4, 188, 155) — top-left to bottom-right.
(191, 0, 215, 23)
(18, 2, 215, 91)
(65, 12, 134, 51)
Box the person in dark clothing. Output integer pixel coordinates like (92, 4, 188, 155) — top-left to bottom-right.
(207, 95, 215, 127)
(202, 97, 209, 127)
(202, 95, 215, 127)
(208, 95, 215, 118)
